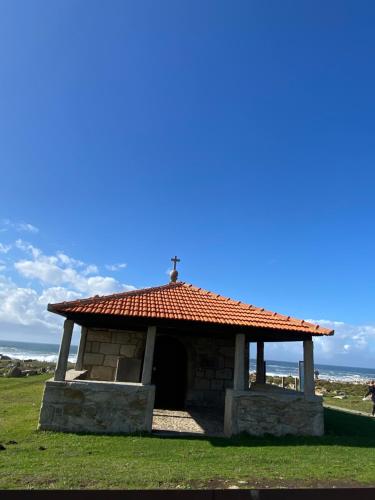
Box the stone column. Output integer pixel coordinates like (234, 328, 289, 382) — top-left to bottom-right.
(54, 319, 74, 381)
(75, 326, 88, 371)
(303, 339, 315, 397)
(233, 333, 245, 391)
(256, 341, 266, 384)
(245, 341, 250, 389)
(141, 326, 157, 385)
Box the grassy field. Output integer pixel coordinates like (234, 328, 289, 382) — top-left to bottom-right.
(267, 375, 374, 415)
(0, 374, 375, 489)
(324, 395, 373, 413)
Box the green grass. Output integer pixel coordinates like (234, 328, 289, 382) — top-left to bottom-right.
(324, 395, 374, 414)
(0, 375, 375, 489)
(267, 375, 374, 415)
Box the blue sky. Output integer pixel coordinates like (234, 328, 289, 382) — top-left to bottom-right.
(0, 1, 374, 367)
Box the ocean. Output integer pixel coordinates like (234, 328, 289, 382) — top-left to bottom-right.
(1, 339, 374, 382)
(0, 339, 78, 364)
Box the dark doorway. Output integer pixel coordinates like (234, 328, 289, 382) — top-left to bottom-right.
(152, 336, 187, 410)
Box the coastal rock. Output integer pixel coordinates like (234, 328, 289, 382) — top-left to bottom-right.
(0, 355, 11, 361)
(7, 365, 23, 377)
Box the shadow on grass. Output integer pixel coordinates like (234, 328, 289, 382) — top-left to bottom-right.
(49, 408, 375, 449)
(147, 408, 375, 448)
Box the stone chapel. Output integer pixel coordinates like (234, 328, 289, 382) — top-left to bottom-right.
(39, 259, 334, 437)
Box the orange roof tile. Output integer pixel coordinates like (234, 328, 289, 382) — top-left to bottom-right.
(48, 282, 333, 336)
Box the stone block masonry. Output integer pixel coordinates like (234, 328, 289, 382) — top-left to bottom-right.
(83, 329, 146, 382)
(39, 379, 155, 434)
(182, 334, 236, 408)
(224, 389, 324, 437)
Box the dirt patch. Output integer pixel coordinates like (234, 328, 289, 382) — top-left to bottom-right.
(13, 476, 58, 488)
(185, 477, 374, 489)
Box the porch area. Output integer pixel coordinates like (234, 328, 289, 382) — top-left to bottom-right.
(39, 317, 324, 437)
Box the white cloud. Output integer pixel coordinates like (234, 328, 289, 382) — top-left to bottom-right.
(0, 276, 78, 342)
(105, 263, 127, 272)
(56, 252, 84, 267)
(0, 242, 135, 342)
(13, 241, 134, 296)
(266, 318, 375, 368)
(82, 264, 99, 276)
(15, 239, 41, 258)
(39, 286, 82, 305)
(17, 223, 39, 233)
(1, 219, 39, 233)
(0, 243, 11, 254)
(0, 275, 56, 330)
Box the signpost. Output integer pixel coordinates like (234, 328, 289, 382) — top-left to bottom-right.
(299, 361, 304, 392)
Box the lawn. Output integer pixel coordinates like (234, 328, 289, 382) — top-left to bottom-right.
(268, 375, 374, 415)
(324, 395, 373, 413)
(0, 374, 374, 489)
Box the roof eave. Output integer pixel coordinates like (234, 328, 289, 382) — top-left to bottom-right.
(46, 306, 334, 336)
(47, 303, 68, 318)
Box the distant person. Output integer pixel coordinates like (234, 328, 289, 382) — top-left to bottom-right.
(314, 369, 320, 380)
(363, 380, 375, 416)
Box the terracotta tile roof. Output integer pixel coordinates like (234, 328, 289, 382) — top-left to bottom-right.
(48, 282, 333, 336)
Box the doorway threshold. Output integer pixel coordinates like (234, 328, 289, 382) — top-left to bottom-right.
(152, 408, 224, 437)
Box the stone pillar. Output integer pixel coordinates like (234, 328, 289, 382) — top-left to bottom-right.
(75, 326, 88, 371)
(303, 339, 315, 397)
(244, 340, 250, 391)
(256, 341, 266, 384)
(245, 341, 250, 389)
(141, 326, 157, 385)
(233, 333, 245, 391)
(54, 319, 74, 381)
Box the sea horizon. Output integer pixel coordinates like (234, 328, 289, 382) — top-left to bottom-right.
(0, 338, 374, 382)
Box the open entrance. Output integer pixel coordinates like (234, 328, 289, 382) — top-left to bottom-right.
(152, 335, 187, 410)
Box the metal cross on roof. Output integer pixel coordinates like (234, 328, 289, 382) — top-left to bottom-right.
(171, 255, 180, 270)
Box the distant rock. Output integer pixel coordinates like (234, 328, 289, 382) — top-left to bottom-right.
(7, 365, 23, 377)
(0, 355, 12, 361)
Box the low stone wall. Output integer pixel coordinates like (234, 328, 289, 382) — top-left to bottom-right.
(38, 379, 155, 434)
(224, 388, 324, 437)
(83, 328, 146, 381)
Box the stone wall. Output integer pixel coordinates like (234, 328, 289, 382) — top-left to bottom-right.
(38, 379, 155, 434)
(172, 334, 242, 408)
(81, 328, 243, 408)
(224, 388, 324, 437)
(83, 328, 146, 381)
